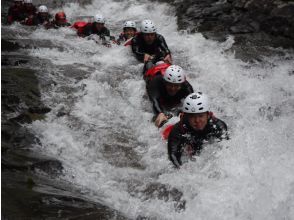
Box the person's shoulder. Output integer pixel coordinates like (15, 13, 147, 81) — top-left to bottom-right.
(156, 33, 165, 40)
(168, 121, 182, 139)
(209, 115, 228, 132)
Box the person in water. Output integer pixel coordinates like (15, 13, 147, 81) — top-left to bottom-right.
(116, 20, 137, 45)
(23, 5, 51, 26)
(7, 0, 25, 24)
(131, 19, 172, 73)
(46, 11, 71, 29)
(80, 14, 114, 40)
(168, 92, 228, 168)
(147, 65, 193, 127)
(22, 0, 36, 20)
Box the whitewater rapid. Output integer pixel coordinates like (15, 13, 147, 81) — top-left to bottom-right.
(12, 0, 294, 219)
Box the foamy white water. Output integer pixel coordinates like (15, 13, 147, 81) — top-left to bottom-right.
(19, 0, 294, 219)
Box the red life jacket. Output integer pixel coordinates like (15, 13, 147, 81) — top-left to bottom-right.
(72, 21, 88, 36)
(145, 62, 171, 81)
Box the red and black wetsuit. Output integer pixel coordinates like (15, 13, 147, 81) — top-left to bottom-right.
(131, 32, 171, 63)
(7, 5, 25, 24)
(168, 114, 228, 168)
(147, 75, 193, 116)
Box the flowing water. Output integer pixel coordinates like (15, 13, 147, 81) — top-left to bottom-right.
(3, 0, 294, 219)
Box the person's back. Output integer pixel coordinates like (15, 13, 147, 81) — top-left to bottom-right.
(168, 92, 228, 168)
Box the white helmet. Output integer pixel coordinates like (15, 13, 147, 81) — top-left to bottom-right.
(38, 5, 48, 13)
(163, 65, 186, 84)
(141, 20, 156, 33)
(24, 0, 32, 3)
(123, 21, 136, 29)
(182, 92, 209, 114)
(94, 14, 105, 23)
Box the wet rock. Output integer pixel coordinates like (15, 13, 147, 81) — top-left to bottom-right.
(130, 182, 186, 212)
(1, 39, 21, 51)
(31, 160, 63, 177)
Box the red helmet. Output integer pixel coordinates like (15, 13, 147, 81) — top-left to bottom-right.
(55, 12, 66, 21)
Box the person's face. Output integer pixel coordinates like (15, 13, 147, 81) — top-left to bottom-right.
(188, 112, 209, 131)
(124, 28, 136, 39)
(95, 23, 104, 30)
(39, 12, 48, 19)
(143, 33, 156, 45)
(165, 82, 182, 96)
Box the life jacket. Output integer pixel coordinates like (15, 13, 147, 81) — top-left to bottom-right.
(72, 21, 88, 36)
(144, 62, 171, 81)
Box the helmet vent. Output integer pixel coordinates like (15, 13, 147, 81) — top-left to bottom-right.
(197, 102, 202, 105)
(186, 102, 190, 105)
(199, 107, 203, 110)
(185, 107, 189, 110)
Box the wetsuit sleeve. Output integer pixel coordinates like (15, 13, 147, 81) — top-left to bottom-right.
(157, 35, 171, 57)
(103, 28, 110, 37)
(131, 36, 145, 62)
(214, 118, 229, 140)
(168, 124, 183, 168)
(147, 76, 165, 115)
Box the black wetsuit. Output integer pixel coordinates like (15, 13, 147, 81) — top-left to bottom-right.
(147, 75, 193, 116)
(7, 5, 25, 24)
(23, 5, 36, 19)
(81, 23, 111, 39)
(30, 14, 51, 26)
(131, 32, 171, 63)
(168, 114, 228, 168)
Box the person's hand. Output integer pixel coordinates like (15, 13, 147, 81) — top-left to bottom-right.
(155, 113, 168, 127)
(144, 54, 153, 63)
(163, 54, 172, 64)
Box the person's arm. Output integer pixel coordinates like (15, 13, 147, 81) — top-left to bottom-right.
(168, 124, 183, 168)
(147, 76, 165, 115)
(131, 36, 145, 62)
(158, 35, 171, 56)
(185, 81, 194, 94)
(213, 118, 229, 140)
(7, 7, 14, 24)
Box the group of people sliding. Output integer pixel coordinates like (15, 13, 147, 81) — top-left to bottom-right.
(7, 0, 229, 169)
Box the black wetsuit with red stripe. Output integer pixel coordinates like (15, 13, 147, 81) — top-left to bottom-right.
(147, 75, 193, 116)
(131, 32, 171, 62)
(168, 113, 228, 168)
